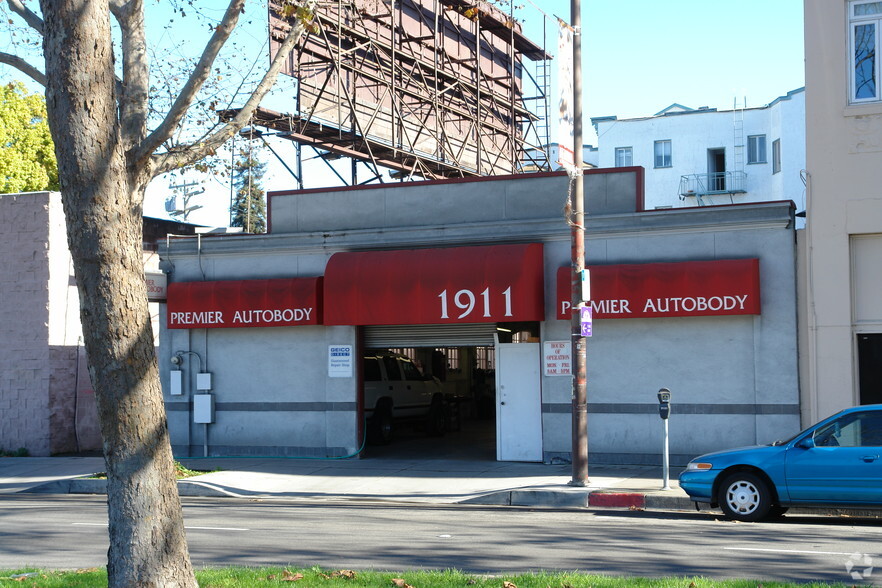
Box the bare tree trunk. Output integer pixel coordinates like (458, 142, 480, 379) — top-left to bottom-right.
(40, 0, 196, 586)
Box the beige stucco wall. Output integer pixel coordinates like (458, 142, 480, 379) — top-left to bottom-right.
(802, 0, 882, 423)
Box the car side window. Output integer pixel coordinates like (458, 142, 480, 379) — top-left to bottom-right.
(399, 358, 424, 381)
(813, 415, 858, 447)
(859, 414, 882, 446)
(382, 356, 402, 381)
(364, 357, 382, 382)
(813, 412, 882, 447)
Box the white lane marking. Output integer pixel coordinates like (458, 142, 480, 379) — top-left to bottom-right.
(725, 547, 866, 556)
(73, 523, 249, 531)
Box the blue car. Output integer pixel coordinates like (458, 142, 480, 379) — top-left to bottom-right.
(679, 404, 882, 521)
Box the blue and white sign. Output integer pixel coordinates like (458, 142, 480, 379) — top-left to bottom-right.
(580, 306, 593, 337)
(328, 345, 354, 378)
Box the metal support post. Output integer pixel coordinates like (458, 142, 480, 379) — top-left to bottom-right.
(662, 418, 671, 490)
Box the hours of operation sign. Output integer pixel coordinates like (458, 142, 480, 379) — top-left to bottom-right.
(544, 341, 572, 376)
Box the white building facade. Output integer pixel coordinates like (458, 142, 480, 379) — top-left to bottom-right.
(592, 89, 806, 212)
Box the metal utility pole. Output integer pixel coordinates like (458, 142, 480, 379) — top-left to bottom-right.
(167, 180, 204, 222)
(569, 0, 588, 487)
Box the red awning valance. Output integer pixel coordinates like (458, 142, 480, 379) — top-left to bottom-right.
(324, 244, 545, 325)
(556, 259, 761, 320)
(167, 277, 322, 329)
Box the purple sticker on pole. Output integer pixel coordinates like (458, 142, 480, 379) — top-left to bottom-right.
(580, 306, 593, 337)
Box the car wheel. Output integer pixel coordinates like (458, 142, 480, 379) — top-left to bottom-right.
(426, 397, 446, 437)
(368, 402, 393, 445)
(717, 471, 774, 522)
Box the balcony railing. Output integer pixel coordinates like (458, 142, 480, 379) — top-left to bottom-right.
(679, 171, 747, 201)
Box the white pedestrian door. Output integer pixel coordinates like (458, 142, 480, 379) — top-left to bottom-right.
(496, 342, 542, 462)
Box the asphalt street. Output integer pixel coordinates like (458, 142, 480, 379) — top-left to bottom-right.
(1, 494, 880, 584)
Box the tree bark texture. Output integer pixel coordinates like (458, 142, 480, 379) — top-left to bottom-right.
(39, 0, 196, 586)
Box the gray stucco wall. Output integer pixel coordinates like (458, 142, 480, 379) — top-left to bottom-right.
(160, 171, 799, 464)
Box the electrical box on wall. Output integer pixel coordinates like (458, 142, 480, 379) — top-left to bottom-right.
(193, 394, 214, 424)
(196, 372, 212, 391)
(170, 370, 183, 396)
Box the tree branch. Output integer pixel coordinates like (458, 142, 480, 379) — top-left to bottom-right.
(151, 1, 318, 176)
(112, 0, 149, 151)
(134, 0, 246, 166)
(108, 0, 126, 16)
(7, 0, 44, 35)
(0, 51, 46, 86)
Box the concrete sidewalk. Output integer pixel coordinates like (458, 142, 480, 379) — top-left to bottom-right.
(0, 455, 693, 511)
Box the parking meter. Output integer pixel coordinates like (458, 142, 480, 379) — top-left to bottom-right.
(657, 388, 671, 420)
(657, 387, 672, 490)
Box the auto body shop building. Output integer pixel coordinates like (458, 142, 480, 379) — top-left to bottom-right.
(159, 169, 800, 465)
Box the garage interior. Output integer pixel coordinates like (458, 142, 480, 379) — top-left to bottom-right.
(361, 322, 541, 461)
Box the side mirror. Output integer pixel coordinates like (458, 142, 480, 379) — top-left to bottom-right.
(796, 436, 815, 449)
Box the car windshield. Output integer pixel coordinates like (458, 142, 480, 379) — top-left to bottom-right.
(772, 422, 821, 446)
(771, 409, 851, 446)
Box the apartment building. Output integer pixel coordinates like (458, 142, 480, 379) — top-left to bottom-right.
(592, 89, 805, 212)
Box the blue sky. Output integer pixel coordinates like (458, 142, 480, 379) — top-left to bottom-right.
(545, 0, 805, 132)
(2, 1, 806, 225)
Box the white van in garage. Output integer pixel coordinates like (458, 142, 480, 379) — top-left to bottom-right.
(363, 351, 446, 443)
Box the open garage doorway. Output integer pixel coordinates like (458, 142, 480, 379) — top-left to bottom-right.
(360, 322, 541, 462)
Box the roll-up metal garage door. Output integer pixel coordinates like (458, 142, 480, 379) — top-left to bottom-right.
(363, 324, 497, 348)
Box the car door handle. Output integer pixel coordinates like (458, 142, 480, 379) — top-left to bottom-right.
(862, 455, 880, 462)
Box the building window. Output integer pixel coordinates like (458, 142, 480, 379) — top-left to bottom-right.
(475, 346, 494, 370)
(850, 1, 882, 102)
(747, 135, 767, 164)
(772, 139, 781, 174)
(614, 147, 633, 167)
(654, 140, 672, 168)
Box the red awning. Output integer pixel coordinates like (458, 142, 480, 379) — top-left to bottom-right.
(167, 277, 322, 329)
(324, 244, 545, 325)
(556, 259, 761, 320)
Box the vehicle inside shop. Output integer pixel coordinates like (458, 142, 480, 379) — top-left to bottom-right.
(361, 322, 540, 460)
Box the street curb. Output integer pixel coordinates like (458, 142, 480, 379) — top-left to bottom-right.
(462, 489, 591, 507)
(25, 480, 881, 519)
(459, 489, 695, 510)
(588, 492, 644, 509)
(22, 478, 250, 498)
(23, 480, 697, 512)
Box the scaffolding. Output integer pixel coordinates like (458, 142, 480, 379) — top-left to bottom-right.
(222, 0, 552, 185)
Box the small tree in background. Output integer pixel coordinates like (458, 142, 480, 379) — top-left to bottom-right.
(231, 141, 267, 233)
(0, 81, 58, 192)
